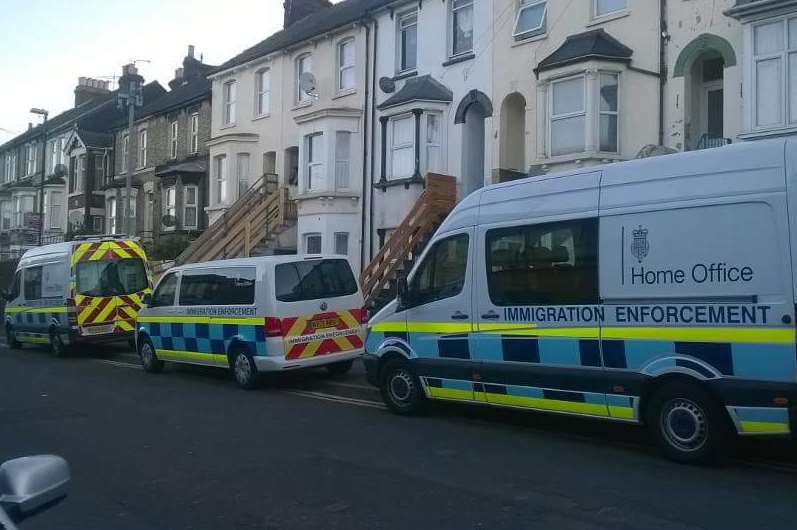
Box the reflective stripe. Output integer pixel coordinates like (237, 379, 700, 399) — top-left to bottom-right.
(603, 326, 794, 345)
(608, 406, 636, 419)
(740, 420, 790, 434)
(156, 349, 228, 364)
(4, 306, 67, 314)
(137, 316, 263, 326)
(426, 387, 473, 401)
(372, 321, 472, 333)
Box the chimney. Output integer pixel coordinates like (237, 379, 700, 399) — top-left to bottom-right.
(28, 123, 33, 131)
(283, 0, 332, 28)
(74, 76, 110, 107)
(188, 45, 195, 59)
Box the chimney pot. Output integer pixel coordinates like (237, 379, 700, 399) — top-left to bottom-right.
(188, 45, 195, 58)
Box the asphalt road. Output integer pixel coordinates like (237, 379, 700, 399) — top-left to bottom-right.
(2, 341, 797, 530)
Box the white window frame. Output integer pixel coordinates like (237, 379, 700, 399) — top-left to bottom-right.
(334, 130, 351, 189)
(513, 0, 547, 39)
(424, 112, 443, 174)
(214, 155, 228, 204)
(749, 15, 797, 131)
(334, 232, 349, 255)
(122, 133, 129, 165)
(46, 191, 63, 230)
(237, 152, 251, 198)
(397, 11, 418, 73)
(593, 0, 628, 19)
(189, 113, 199, 153)
(389, 114, 415, 180)
(296, 53, 313, 103)
(165, 186, 176, 223)
(183, 185, 198, 229)
(255, 68, 271, 116)
(598, 71, 620, 153)
(449, 0, 474, 58)
(223, 80, 237, 125)
(107, 196, 117, 234)
(137, 129, 147, 168)
(548, 74, 587, 157)
(306, 133, 324, 191)
(170, 120, 178, 159)
(304, 233, 322, 255)
(26, 144, 36, 176)
(337, 39, 356, 92)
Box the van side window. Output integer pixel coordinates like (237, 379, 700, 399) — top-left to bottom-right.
(408, 234, 469, 306)
(275, 259, 357, 302)
(151, 273, 178, 307)
(23, 266, 43, 301)
(486, 218, 598, 306)
(8, 271, 20, 301)
(42, 264, 67, 298)
(179, 267, 256, 306)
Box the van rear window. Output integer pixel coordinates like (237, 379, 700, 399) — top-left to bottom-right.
(75, 258, 148, 297)
(178, 267, 256, 306)
(275, 259, 358, 302)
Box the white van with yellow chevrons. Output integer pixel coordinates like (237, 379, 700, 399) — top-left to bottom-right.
(365, 138, 797, 464)
(136, 255, 366, 388)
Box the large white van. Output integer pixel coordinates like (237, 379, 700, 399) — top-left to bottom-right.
(365, 138, 797, 464)
(136, 255, 366, 388)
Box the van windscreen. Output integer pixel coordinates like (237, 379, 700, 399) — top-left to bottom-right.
(75, 258, 148, 297)
(275, 259, 358, 302)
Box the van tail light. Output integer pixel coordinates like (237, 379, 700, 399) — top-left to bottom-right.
(265, 317, 283, 338)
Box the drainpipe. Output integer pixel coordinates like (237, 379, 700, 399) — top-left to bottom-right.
(368, 17, 379, 263)
(659, 0, 669, 146)
(359, 17, 371, 273)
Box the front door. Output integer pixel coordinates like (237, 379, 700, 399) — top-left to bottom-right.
(402, 229, 475, 401)
(704, 86, 724, 139)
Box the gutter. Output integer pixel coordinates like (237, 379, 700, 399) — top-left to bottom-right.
(360, 16, 372, 273)
(659, 0, 669, 146)
(368, 17, 379, 264)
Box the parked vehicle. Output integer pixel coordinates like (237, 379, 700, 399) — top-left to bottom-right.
(3, 236, 152, 355)
(136, 255, 366, 388)
(365, 138, 797, 464)
(0, 454, 70, 529)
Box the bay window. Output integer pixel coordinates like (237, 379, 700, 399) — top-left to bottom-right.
(214, 155, 228, 203)
(165, 187, 176, 222)
(237, 152, 251, 197)
(550, 76, 586, 156)
(107, 196, 117, 234)
(306, 133, 324, 191)
(450, 0, 474, 57)
(0, 200, 11, 230)
(184, 185, 198, 229)
(45, 191, 63, 230)
(426, 113, 443, 173)
(751, 16, 797, 130)
(599, 72, 619, 153)
(390, 115, 414, 179)
(335, 131, 351, 189)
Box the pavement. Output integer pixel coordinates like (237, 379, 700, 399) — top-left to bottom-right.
(1, 340, 797, 530)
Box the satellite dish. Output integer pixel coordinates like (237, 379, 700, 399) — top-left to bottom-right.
(299, 72, 318, 98)
(378, 76, 396, 94)
(53, 163, 68, 179)
(161, 214, 176, 227)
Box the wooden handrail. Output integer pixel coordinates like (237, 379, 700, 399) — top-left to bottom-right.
(360, 173, 456, 303)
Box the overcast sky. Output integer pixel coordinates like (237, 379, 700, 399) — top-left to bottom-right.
(0, 0, 296, 144)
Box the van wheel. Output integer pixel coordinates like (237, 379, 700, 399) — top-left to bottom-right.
(231, 347, 259, 390)
(6, 325, 21, 349)
(138, 337, 163, 373)
(380, 358, 425, 415)
(325, 359, 354, 376)
(646, 381, 731, 465)
(49, 330, 68, 358)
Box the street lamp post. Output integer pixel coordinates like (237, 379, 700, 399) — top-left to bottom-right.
(116, 64, 143, 236)
(30, 108, 48, 246)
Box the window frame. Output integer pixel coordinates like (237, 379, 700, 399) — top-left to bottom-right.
(223, 80, 237, 125)
(513, 0, 547, 39)
(151, 272, 179, 308)
(593, 0, 628, 19)
(236, 152, 251, 198)
(255, 68, 271, 116)
(165, 186, 177, 222)
(406, 233, 470, 308)
(598, 71, 620, 153)
(337, 39, 356, 92)
(304, 232, 322, 255)
(137, 129, 147, 169)
(296, 53, 313, 104)
(183, 184, 198, 229)
(449, 0, 475, 58)
(749, 15, 797, 131)
(306, 133, 324, 191)
(189, 113, 199, 153)
(389, 114, 415, 180)
(178, 267, 256, 307)
(334, 130, 351, 189)
(397, 11, 418, 73)
(170, 120, 178, 159)
(548, 74, 587, 157)
(214, 154, 227, 204)
(23, 266, 43, 301)
(107, 196, 117, 234)
(47, 190, 63, 230)
(334, 232, 349, 255)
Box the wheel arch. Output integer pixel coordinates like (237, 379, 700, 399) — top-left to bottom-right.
(226, 337, 254, 367)
(638, 372, 728, 426)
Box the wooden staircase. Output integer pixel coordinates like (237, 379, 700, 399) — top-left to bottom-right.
(360, 173, 457, 311)
(175, 173, 297, 266)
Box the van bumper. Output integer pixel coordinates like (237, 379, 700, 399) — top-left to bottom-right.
(710, 378, 797, 436)
(362, 353, 380, 387)
(253, 349, 363, 372)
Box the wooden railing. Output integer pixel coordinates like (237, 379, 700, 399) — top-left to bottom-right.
(360, 173, 457, 305)
(175, 173, 296, 265)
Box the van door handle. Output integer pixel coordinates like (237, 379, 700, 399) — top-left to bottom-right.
(481, 311, 500, 320)
(450, 312, 469, 320)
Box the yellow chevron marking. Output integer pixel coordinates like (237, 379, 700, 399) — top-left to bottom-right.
(298, 340, 322, 359)
(95, 299, 116, 323)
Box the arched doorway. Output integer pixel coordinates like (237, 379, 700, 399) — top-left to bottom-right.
(455, 90, 493, 198)
(674, 34, 737, 150)
(499, 92, 526, 182)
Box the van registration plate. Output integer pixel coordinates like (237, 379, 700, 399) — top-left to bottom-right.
(311, 317, 340, 330)
(83, 324, 114, 336)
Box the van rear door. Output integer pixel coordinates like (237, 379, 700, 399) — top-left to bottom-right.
(273, 258, 364, 361)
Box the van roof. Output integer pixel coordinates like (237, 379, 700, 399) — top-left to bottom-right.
(437, 138, 790, 233)
(18, 237, 143, 262)
(168, 254, 350, 273)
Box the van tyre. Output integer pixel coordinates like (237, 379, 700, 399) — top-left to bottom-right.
(646, 381, 731, 465)
(380, 358, 425, 415)
(139, 337, 164, 373)
(49, 330, 68, 358)
(6, 325, 21, 349)
(232, 347, 258, 390)
(325, 359, 354, 376)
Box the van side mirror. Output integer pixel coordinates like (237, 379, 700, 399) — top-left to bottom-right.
(396, 275, 409, 308)
(0, 455, 70, 522)
(141, 293, 152, 306)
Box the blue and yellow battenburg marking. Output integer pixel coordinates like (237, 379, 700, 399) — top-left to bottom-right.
(138, 315, 266, 365)
(729, 406, 791, 434)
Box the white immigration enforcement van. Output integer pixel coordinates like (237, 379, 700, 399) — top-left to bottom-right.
(365, 138, 797, 463)
(136, 255, 366, 388)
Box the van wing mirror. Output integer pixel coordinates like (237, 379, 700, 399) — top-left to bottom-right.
(0, 455, 70, 521)
(396, 274, 410, 307)
(141, 293, 152, 306)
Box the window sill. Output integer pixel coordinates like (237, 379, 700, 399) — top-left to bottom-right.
(442, 53, 475, 68)
(393, 70, 418, 81)
(511, 32, 548, 48)
(332, 89, 357, 100)
(586, 10, 630, 27)
(374, 175, 425, 191)
(252, 113, 271, 122)
(538, 151, 625, 166)
(294, 190, 360, 201)
(219, 123, 236, 130)
(292, 101, 313, 111)
(738, 126, 797, 140)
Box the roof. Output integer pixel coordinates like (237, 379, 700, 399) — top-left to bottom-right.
(156, 158, 208, 177)
(171, 254, 346, 272)
(77, 129, 113, 149)
(535, 28, 633, 75)
(80, 81, 166, 132)
(377, 75, 453, 110)
(213, 0, 393, 74)
(113, 77, 210, 128)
